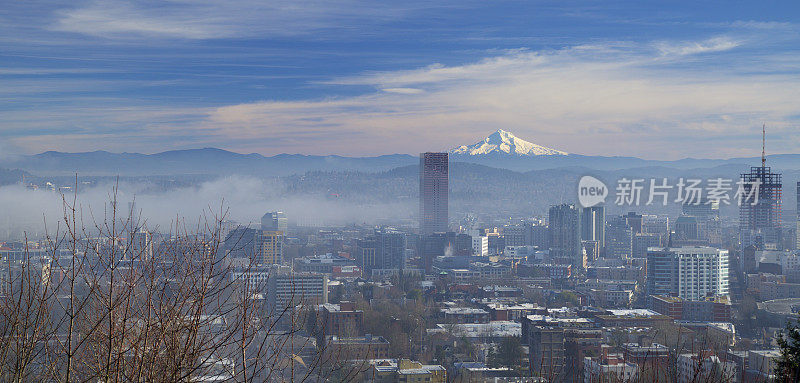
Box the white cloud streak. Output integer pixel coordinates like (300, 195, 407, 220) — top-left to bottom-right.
(195, 36, 800, 158)
(51, 0, 455, 39)
(3, 28, 799, 159)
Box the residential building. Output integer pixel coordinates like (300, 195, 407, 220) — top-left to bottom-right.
(472, 235, 488, 256)
(646, 247, 729, 300)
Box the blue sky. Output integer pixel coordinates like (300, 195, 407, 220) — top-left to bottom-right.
(1, 1, 799, 159)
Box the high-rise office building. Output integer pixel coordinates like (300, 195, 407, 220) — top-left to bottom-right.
(258, 211, 286, 266)
(642, 215, 669, 246)
(504, 223, 530, 247)
(356, 229, 407, 276)
(130, 229, 153, 261)
(224, 227, 260, 261)
(624, 212, 643, 234)
(419, 153, 449, 235)
(796, 181, 800, 249)
(646, 246, 729, 300)
(454, 233, 473, 256)
(605, 215, 633, 259)
(682, 199, 720, 245)
(418, 232, 455, 273)
(531, 224, 550, 249)
(673, 215, 700, 242)
(355, 236, 379, 276)
(549, 204, 582, 269)
(740, 128, 782, 250)
(580, 205, 605, 250)
(261, 211, 288, 233)
(377, 229, 407, 270)
(224, 226, 282, 266)
(632, 233, 661, 258)
(267, 269, 329, 309)
(259, 230, 284, 265)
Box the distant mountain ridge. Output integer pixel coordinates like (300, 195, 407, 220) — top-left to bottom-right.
(3, 130, 800, 176)
(2, 148, 418, 176)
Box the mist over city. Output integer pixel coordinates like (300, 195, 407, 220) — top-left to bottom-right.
(2, 1, 800, 382)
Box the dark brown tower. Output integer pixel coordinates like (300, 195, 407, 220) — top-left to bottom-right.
(419, 152, 449, 235)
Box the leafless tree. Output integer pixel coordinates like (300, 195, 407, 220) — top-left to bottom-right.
(0, 182, 365, 382)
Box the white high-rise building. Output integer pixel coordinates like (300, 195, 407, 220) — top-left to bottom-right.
(647, 246, 729, 300)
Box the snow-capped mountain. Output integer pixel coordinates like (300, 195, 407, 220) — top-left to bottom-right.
(450, 129, 568, 156)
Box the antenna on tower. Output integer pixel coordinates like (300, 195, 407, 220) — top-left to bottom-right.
(762, 123, 766, 167)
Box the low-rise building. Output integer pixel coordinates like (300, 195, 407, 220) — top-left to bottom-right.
(677, 352, 738, 383)
(368, 359, 446, 383)
(584, 353, 639, 383)
(622, 342, 670, 373)
(293, 252, 357, 275)
(324, 334, 390, 360)
(650, 295, 732, 322)
(746, 349, 779, 382)
(440, 307, 490, 323)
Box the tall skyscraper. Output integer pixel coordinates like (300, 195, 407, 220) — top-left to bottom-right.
(624, 212, 643, 234)
(605, 215, 633, 259)
(259, 211, 286, 265)
(549, 204, 582, 269)
(642, 214, 669, 246)
(740, 127, 782, 250)
(356, 229, 407, 276)
(377, 229, 407, 270)
(419, 152, 449, 235)
(580, 205, 605, 249)
(796, 181, 799, 249)
(355, 236, 379, 276)
(418, 232, 455, 273)
(504, 222, 532, 247)
(224, 225, 283, 266)
(683, 199, 720, 245)
(130, 229, 153, 261)
(261, 211, 288, 233)
(259, 230, 284, 265)
(646, 246, 729, 300)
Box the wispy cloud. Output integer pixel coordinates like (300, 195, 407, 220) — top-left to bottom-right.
(654, 36, 741, 56)
(3, 0, 800, 161)
(50, 0, 463, 40)
(191, 36, 800, 158)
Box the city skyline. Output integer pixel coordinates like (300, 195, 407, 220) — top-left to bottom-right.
(3, 2, 800, 382)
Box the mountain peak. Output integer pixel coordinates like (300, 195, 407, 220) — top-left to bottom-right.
(450, 130, 568, 156)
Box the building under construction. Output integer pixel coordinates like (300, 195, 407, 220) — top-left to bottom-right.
(739, 126, 782, 250)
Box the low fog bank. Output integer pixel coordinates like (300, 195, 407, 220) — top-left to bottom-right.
(0, 175, 415, 240)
